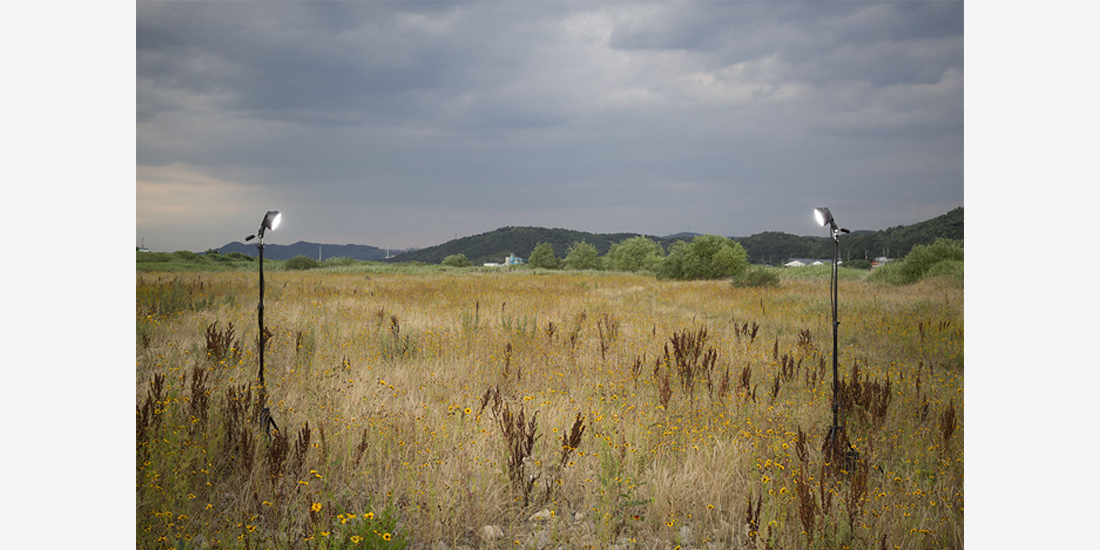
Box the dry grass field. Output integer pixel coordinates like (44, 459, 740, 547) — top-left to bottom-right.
(136, 268, 962, 549)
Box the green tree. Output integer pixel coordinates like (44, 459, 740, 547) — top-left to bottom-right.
(658, 234, 748, 280)
(564, 241, 601, 270)
(607, 236, 664, 272)
(656, 241, 689, 280)
(528, 242, 560, 269)
(442, 254, 471, 267)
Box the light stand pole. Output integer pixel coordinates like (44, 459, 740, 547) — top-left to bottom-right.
(814, 207, 856, 470)
(258, 234, 268, 386)
(246, 211, 281, 435)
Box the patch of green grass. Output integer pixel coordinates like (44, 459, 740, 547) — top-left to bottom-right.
(776, 264, 865, 282)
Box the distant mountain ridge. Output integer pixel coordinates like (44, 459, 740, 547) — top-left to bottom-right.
(216, 241, 411, 262)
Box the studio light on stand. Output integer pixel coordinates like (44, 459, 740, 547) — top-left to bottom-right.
(245, 210, 281, 436)
(814, 207, 859, 472)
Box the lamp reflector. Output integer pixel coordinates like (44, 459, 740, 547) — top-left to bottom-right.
(814, 207, 833, 228)
(263, 211, 282, 231)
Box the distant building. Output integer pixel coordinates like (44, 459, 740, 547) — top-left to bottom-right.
(784, 258, 836, 267)
(484, 254, 525, 267)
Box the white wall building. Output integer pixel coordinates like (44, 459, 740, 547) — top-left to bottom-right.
(784, 258, 837, 267)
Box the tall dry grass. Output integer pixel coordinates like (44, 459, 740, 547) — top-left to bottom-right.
(136, 269, 962, 549)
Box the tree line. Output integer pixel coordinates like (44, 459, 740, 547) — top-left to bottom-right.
(401, 207, 963, 267)
(444, 234, 755, 281)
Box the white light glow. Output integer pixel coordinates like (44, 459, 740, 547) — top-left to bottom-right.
(262, 210, 282, 231)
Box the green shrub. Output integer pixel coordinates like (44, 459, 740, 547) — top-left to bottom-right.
(899, 238, 963, 282)
(285, 255, 321, 270)
(925, 259, 963, 286)
(442, 254, 472, 267)
(323, 256, 358, 267)
(731, 266, 781, 288)
(845, 258, 873, 270)
(138, 251, 174, 263)
(866, 261, 905, 284)
(173, 250, 201, 261)
(225, 251, 255, 262)
(869, 238, 963, 285)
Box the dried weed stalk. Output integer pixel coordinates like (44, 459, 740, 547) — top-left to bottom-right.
(567, 310, 587, 351)
(769, 373, 782, 404)
(502, 342, 515, 381)
(558, 413, 586, 469)
(797, 328, 814, 352)
(294, 421, 311, 473)
(597, 313, 620, 360)
(238, 425, 255, 475)
(188, 365, 210, 436)
(204, 320, 240, 364)
(941, 399, 957, 451)
(733, 320, 760, 344)
(796, 463, 817, 545)
(838, 363, 892, 427)
(745, 492, 763, 540)
(629, 353, 644, 385)
(137, 373, 166, 456)
(496, 401, 541, 505)
(738, 364, 755, 403)
(544, 320, 557, 341)
(355, 427, 370, 465)
(652, 356, 673, 410)
(479, 385, 502, 417)
(717, 365, 731, 400)
(267, 430, 289, 480)
(796, 426, 809, 464)
(845, 454, 870, 533)
(666, 326, 718, 400)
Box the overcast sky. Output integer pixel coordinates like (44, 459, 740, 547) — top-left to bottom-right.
(136, 1, 963, 252)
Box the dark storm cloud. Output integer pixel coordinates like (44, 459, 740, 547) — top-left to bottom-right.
(137, 1, 963, 252)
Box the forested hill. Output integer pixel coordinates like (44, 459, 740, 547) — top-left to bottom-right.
(392, 207, 963, 266)
(739, 207, 963, 265)
(389, 227, 659, 266)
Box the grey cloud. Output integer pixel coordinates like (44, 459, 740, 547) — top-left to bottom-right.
(137, 1, 962, 252)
